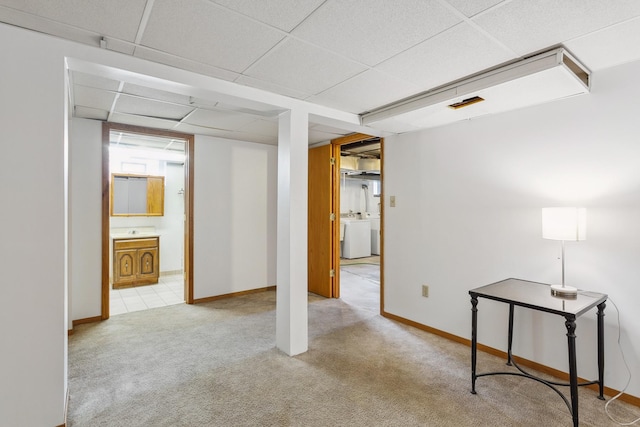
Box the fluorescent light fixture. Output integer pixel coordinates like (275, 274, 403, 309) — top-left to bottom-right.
(361, 48, 590, 132)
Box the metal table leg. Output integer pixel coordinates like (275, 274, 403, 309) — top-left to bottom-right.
(565, 317, 579, 427)
(507, 303, 514, 366)
(597, 302, 606, 400)
(471, 294, 478, 394)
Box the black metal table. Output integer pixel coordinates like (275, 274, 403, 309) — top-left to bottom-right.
(469, 278, 607, 427)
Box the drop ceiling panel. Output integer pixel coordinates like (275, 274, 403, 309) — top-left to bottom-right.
(72, 71, 121, 91)
(133, 45, 241, 82)
(234, 75, 311, 100)
(173, 123, 238, 139)
(73, 86, 117, 111)
(0, 5, 106, 46)
(74, 106, 109, 121)
(376, 22, 516, 90)
(245, 38, 367, 95)
(182, 108, 259, 131)
(308, 69, 422, 113)
(122, 83, 192, 106)
(0, 0, 147, 41)
(140, 0, 285, 73)
(473, 0, 640, 56)
(210, 0, 325, 32)
(292, 0, 461, 67)
(114, 95, 194, 121)
(110, 112, 179, 130)
(241, 118, 279, 135)
(564, 17, 640, 71)
(444, 0, 504, 17)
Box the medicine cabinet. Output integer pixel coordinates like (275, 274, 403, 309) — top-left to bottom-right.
(111, 174, 165, 216)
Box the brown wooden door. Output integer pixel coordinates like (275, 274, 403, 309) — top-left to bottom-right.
(308, 144, 337, 297)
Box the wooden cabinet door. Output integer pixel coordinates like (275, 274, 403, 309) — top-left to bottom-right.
(138, 247, 159, 281)
(114, 249, 138, 284)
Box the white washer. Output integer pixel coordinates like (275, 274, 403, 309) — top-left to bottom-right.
(341, 219, 371, 259)
(369, 214, 381, 255)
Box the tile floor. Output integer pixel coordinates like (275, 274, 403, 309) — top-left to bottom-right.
(110, 273, 185, 316)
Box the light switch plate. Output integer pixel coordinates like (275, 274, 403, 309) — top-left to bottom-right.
(390, 196, 396, 207)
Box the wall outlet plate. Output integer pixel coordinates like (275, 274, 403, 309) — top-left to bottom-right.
(422, 285, 429, 297)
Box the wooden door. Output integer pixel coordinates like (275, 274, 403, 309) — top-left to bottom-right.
(308, 144, 337, 297)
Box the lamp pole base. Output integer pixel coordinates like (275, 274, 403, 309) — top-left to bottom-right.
(550, 284, 578, 298)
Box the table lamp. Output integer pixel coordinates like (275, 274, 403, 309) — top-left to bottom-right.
(542, 207, 586, 297)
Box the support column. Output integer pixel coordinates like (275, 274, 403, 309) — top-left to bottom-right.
(276, 109, 309, 356)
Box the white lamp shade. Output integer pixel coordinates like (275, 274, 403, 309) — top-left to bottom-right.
(542, 207, 587, 241)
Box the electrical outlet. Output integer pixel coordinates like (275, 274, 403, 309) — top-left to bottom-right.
(422, 285, 429, 297)
(390, 196, 396, 207)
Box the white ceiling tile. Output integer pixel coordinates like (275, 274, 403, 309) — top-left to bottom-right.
(110, 112, 179, 130)
(72, 72, 121, 91)
(0, 0, 147, 41)
(376, 22, 515, 91)
(245, 38, 367, 95)
(444, 0, 504, 17)
(210, 0, 325, 32)
(140, 0, 285, 73)
(73, 85, 117, 111)
(235, 75, 312, 100)
(474, 0, 640, 56)
(74, 106, 109, 121)
(133, 46, 241, 82)
(115, 95, 194, 120)
(122, 83, 192, 106)
(564, 17, 640, 71)
(230, 131, 278, 145)
(173, 123, 236, 138)
(292, 0, 461, 66)
(182, 108, 259, 131)
(308, 70, 422, 113)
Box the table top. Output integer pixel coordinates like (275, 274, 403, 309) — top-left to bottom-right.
(469, 278, 607, 317)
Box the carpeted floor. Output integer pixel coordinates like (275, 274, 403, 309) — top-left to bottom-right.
(67, 268, 640, 426)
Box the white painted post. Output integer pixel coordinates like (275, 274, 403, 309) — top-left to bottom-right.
(276, 109, 309, 356)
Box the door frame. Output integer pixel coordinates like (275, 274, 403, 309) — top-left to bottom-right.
(101, 122, 195, 320)
(331, 133, 384, 313)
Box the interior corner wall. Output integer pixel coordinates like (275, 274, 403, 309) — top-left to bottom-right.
(0, 24, 67, 426)
(193, 135, 278, 299)
(70, 118, 103, 320)
(383, 58, 640, 398)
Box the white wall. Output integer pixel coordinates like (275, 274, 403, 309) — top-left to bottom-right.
(340, 177, 380, 215)
(70, 119, 103, 320)
(384, 59, 640, 398)
(0, 24, 67, 426)
(194, 135, 278, 299)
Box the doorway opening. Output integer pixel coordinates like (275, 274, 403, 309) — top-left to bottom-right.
(101, 122, 194, 319)
(335, 135, 383, 312)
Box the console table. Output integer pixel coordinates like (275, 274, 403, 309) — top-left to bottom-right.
(469, 278, 607, 427)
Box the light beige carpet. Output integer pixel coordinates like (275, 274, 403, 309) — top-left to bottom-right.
(68, 272, 640, 426)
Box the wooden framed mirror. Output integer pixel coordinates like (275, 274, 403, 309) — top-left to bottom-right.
(110, 173, 165, 216)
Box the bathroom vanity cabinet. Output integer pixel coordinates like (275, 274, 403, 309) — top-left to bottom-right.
(112, 236, 159, 288)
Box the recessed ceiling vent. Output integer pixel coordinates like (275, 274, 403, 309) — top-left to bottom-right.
(362, 47, 590, 132)
(448, 96, 485, 110)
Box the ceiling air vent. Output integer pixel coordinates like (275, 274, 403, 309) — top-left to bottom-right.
(361, 47, 590, 132)
(448, 96, 485, 110)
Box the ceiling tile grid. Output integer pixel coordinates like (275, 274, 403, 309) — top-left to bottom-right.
(443, 0, 505, 18)
(0, 0, 147, 41)
(308, 69, 423, 113)
(243, 38, 367, 96)
(209, 0, 326, 32)
(139, 0, 285, 73)
(473, 0, 640, 57)
(292, 0, 462, 67)
(375, 22, 516, 90)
